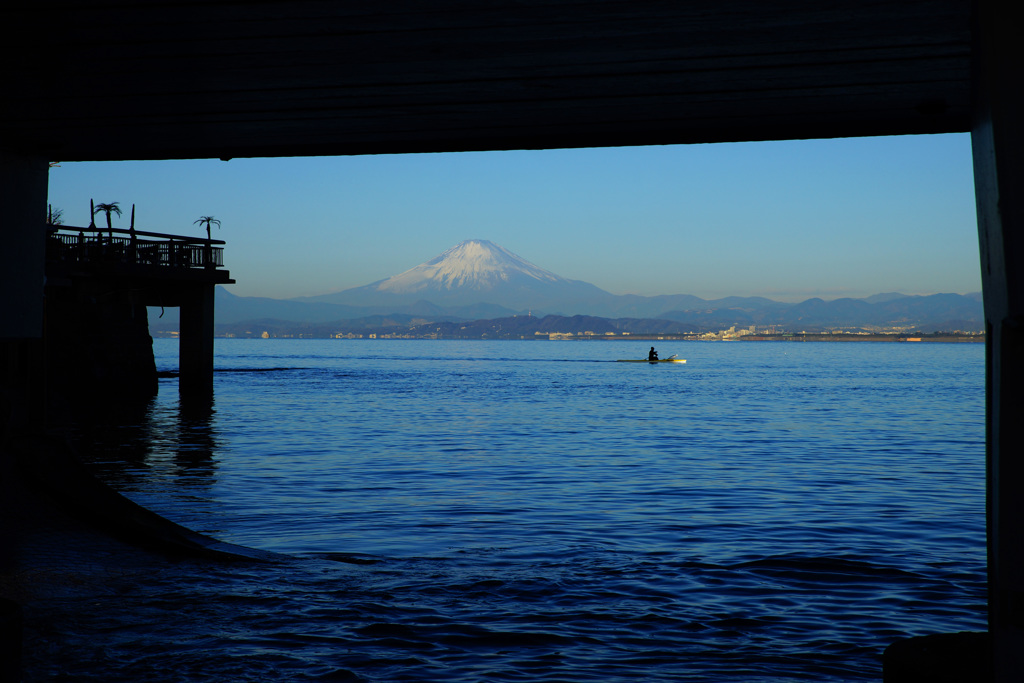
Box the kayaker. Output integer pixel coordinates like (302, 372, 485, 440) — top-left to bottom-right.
(648, 346, 658, 361)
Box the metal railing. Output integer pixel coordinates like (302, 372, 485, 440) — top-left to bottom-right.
(46, 225, 226, 270)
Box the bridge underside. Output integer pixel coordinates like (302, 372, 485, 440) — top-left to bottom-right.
(2, 1, 1023, 680)
(4, 1, 971, 161)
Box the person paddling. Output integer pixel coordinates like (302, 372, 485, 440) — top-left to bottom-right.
(648, 346, 659, 361)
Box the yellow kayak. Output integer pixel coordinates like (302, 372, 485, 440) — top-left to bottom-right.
(616, 358, 686, 363)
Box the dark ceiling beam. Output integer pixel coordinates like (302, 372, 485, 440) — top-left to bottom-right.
(3, 1, 970, 161)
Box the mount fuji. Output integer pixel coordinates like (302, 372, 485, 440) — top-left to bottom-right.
(192, 239, 982, 331)
(299, 239, 614, 313)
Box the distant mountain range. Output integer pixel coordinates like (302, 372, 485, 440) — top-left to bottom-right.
(149, 239, 984, 334)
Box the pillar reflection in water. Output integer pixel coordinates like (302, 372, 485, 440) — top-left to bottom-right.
(72, 392, 221, 498)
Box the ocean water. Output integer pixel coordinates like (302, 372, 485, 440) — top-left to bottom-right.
(35, 339, 986, 681)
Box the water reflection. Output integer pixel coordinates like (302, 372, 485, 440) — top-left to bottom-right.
(71, 389, 221, 489)
(171, 394, 219, 474)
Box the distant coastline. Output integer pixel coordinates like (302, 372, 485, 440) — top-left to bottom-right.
(741, 333, 982, 343)
(155, 331, 984, 343)
(607, 333, 983, 343)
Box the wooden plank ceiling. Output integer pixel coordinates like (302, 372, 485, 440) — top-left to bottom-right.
(2, 0, 971, 162)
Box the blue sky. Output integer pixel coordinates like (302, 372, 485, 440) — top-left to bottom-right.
(46, 133, 980, 302)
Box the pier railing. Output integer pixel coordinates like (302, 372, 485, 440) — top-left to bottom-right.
(46, 225, 226, 270)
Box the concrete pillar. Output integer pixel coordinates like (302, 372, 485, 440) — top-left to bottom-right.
(0, 154, 48, 439)
(178, 283, 215, 397)
(972, 1, 1024, 680)
(43, 281, 158, 405)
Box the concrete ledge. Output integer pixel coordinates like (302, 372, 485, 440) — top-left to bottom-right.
(0, 597, 22, 683)
(884, 631, 992, 682)
(7, 435, 278, 564)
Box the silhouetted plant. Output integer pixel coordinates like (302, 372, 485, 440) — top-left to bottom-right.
(47, 204, 64, 225)
(93, 201, 122, 238)
(194, 215, 221, 239)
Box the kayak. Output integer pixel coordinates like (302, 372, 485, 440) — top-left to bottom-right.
(616, 358, 686, 363)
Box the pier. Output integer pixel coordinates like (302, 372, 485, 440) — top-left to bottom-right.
(44, 224, 233, 398)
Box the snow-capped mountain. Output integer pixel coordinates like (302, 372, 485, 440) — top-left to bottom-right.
(302, 239, 613, 312)
(375, 239, 564, 293)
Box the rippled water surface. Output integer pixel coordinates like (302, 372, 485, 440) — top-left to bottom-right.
(38, 339, 986, 681)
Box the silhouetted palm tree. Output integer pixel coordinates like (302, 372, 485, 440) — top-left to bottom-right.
(93, 201, 121, 238)
(194, 215, 221, 240)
